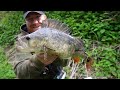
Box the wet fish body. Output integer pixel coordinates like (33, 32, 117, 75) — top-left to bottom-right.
(17, 28, 84, 59)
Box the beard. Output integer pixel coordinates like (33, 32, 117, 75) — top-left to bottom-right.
(32, 26, 41, 31)
(27, 25, 42, 33)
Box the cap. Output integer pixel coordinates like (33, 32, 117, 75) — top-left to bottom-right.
(23, 11, 45, 19)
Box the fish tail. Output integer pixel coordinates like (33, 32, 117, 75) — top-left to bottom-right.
(73, 37, 88, 64)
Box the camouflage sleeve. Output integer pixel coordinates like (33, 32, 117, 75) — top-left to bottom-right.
(14, 54, 45, 79)
(6, 34, 45, 79)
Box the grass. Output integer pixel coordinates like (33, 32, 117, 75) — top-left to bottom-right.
(0, 47, 15, 79)
(0, 11, 23, 79)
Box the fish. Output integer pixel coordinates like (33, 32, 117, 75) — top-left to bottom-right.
(17, 28, 86, 62)
(16, 20, 87, 63)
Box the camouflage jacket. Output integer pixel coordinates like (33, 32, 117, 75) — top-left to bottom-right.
(6, 19, 70, 79)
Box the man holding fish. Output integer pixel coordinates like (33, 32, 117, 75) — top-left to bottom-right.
(7, 11, 86, 79)
(7, 11, 72, 79)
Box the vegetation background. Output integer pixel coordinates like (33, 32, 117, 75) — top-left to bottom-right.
(0, 11, 120, 79)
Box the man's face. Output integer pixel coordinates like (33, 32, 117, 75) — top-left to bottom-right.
(25, 12, 46, 33)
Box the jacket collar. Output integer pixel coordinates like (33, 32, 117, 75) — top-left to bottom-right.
(20, 24, 30, 34)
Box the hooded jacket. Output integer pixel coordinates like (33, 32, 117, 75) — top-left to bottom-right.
(6, 19, 70, 79)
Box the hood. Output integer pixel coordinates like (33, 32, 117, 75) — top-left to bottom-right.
(20, 24, 30, 34)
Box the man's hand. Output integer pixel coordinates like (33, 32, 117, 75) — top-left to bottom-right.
(36, 53, 58, 66)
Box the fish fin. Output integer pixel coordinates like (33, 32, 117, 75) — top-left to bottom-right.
(85, 57, 94, 71)
(42, 19, 71, 34)
(72, 56, 80, 63)
(74, 37, 86, 56)
(74, 37, 88, 64)
(74, 37, 84, 50)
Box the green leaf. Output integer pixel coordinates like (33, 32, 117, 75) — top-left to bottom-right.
(100, 29, 105, 34)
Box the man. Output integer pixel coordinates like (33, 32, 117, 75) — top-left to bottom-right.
(7, 11, 70, 79)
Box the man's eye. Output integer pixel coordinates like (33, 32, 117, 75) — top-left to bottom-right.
(27, 18, 32, 21)
(36, 16, 40, 19)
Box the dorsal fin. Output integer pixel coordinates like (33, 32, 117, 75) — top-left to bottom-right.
(42, 19, 71, 34)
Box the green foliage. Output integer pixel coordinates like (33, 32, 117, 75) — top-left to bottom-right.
(0, 11, 24, 47)
(92, 46, 120, 78)
(0, 47, 15, 79)
(0, 11, 120, 79)
(0, 11, 23, 78)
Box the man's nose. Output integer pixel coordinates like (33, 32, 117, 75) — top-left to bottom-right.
(39, 19, 43, 23)
(32, 19, 39, 24)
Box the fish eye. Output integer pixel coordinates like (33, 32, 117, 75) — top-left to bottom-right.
(31, 52, 35, 55)
(26, 37, 30, 40)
